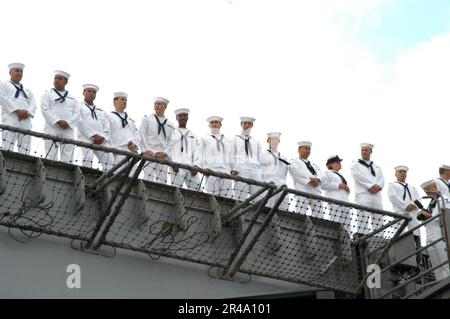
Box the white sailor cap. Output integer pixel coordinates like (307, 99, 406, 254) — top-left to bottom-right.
(8, 63, 25, 70)
(421, 179, 436, 189)
(360, 142, 374, 149)
(207, 116, 223, 123)
(394, 165, 409, 172)
(240, 116, 256, 123)
(113, 92, 128, 98)
(297, 141, 312, 148)
(439, 164, 450, 170)
(154, 97, 169, 105)
(82, 84, 99, 92)
(54, 70, 71, 79)
(174, 108, 190, 115)
(267, 132, 281, 138)
(326, 155, 343, 165)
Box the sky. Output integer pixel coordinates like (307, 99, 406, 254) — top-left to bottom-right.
(1, 0, 450, 209)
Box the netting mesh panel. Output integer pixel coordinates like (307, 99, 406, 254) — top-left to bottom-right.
(0, 154, 99, 240)
(235, 200, 357, 292)
(103, 181, 237, 268)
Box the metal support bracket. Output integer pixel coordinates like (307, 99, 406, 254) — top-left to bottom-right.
(0, 151, 6, 195)
(28, 158, 46, 205)
(208, 195, 222, 242)
(304, 216, 318, 260)
(263, 212, 281, 253)
(172, 187, 188, 233)
(134, 180, 151, 228)
(73, 166, 85, 213)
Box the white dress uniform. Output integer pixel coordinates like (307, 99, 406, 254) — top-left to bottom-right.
(41, 88, 81, 163)
(261, 149, 290, 210)
(167, 127, 202, 190)
(387, 181, 422, 236)
(289, 157, 324, 218)
(424, 195, 450, 281)
(0, 80, 36, 154)
(139, 114, 175, 184)
(202, 133, 234, 198)
(231, 134, 264, 201)
(435, 177, 450, 198)
(76, 102, 114, 171)
(107, 111, 140, 165)
(350, 159, 385, 233)
(322, 169, 351, 228)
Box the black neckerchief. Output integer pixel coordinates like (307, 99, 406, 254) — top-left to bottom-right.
(84, 103, 97, 120)
(154, 115, 168, 138)
(11, 82, 28, 98)
(333, 171, 347, 185)
(111, 111, 128, 128)
(53, 88, 69, 103)
(395, 181, 412, 201)
(358, 159, 376, 176)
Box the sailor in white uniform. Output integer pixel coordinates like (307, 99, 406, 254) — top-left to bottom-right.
(321, 155, 351, 229)
(387, 165, 422, 248)
(436, 164, 450, 198)
(40, 70, 81, 163)
(107, 92, 140, 165)
(231, 116, 264, 201)
(76, 84, 114, 171)
(418, 179, 450, 281)
(261, 132, 290, 211)
(350, 143, 385, 233)
(139, 97, 175, 184)
(202, 116, 234, 198)
(289, 141, 324, 218)
(0, 63, 36, 154)
(166, 108, 202, 190)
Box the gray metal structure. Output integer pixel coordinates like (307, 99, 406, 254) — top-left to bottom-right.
(0, 124, 448, 298)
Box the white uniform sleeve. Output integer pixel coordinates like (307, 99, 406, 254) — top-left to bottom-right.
(314, 163, 323, 181)
(230, 137, 238, 172)
(387, 183, 409, 210)
(41, 91, 59, 125)
(289, 160, 311, 186)
(165, 131, 176, 161)
(27, 91, 37, 117)
(0, 82, 19, 113)
(77, 110, 96, 140)
(165, 121, 175, 153)
(67, 100, 82, 129)
(139, 116, 151, 153)
(131, 120, 140, 147)
(376, 166, 385, 188)
(321, 171, 340, 191)
(259, 151, 272, 168)
(193, 135, 202, 167)
(100, 112, 111, 141)
(200, 137, 207, 169)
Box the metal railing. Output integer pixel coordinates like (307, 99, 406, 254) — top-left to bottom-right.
(373, 196, 450, 299)
(0, 124, 417, 296)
